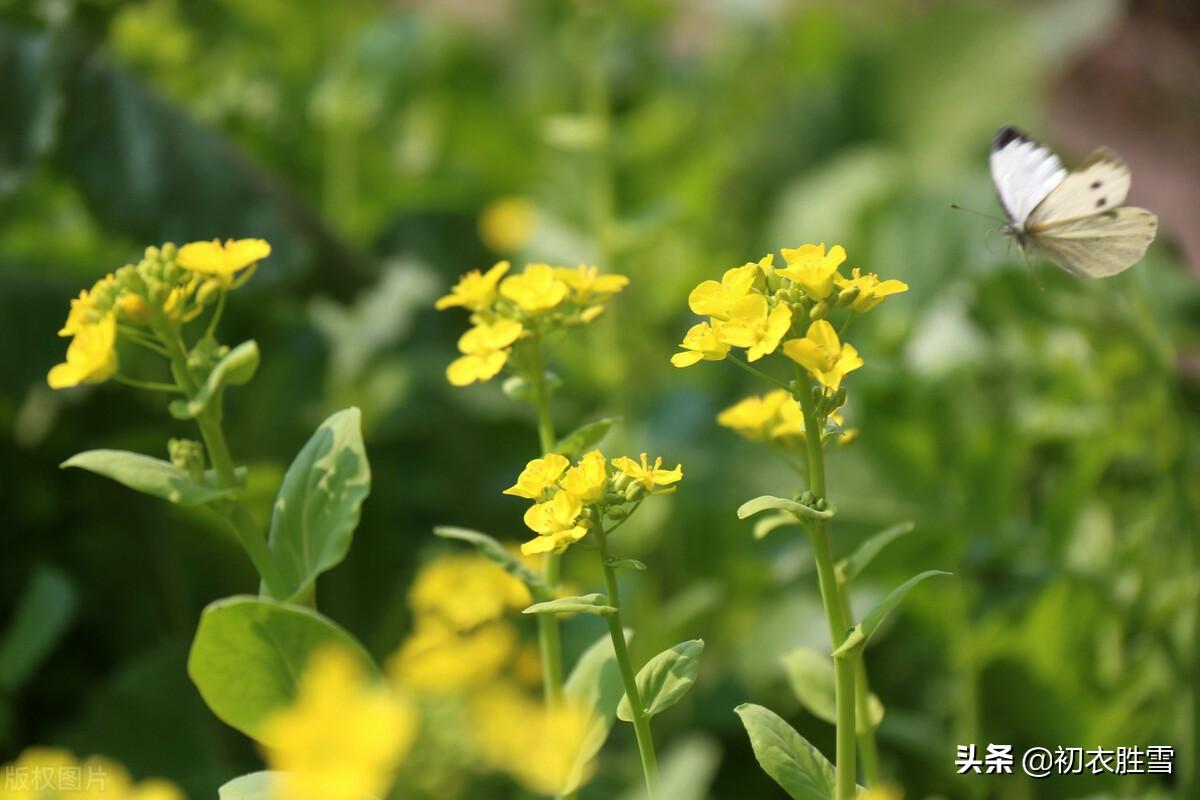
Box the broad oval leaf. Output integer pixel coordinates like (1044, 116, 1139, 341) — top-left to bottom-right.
(266, 407, 371, 602)
(168, 340, 260, 420)
(187, 595, 378, 744)
(61, 450, 235, 506)
(434, 526, 549, 598)
(839, 521, 916, 581)
(737, 495, 834, 523)
(735, 703, 834, 800)
(0, 565, 76, 692)
(218, 772, 279, 800)
(554, 417, 620, 460)
(561, 631, 629, 795)
(782, 647, 883, 729)
(617, 639, 704, 722)
(833, 570, 951, 658)
(523, 594, 615, 617)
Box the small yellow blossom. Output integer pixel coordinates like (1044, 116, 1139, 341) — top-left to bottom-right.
(479, 197, 538, 253)
(521, 490, 589, 555)
(472, 684, 597, 796)
(435, 261, 510, 312)
(263, 647, 415, 800)
(390, 619, 517, 692)
(47, 313, 118, 390)
(559, 450, 608, 503)
(717, 390, 806, 444)
(720, 294, 793, 362)
(612, 453, 683, 493)
(671, 321, 731, 368)
(176, 238, 270, 287)
(687, 263, 760, 319)
(500, 264, 569, 313)
(408, 553, 531, 631)
(776, 243, 846, 300)
(0, 749, 185, 800)
(554, 264, 629, 304)
(782, 320, 863, 391)
(116, 293, 151, 323)
(835, 267, 909, 312)
(446, 318, 524, 386)
(503, 453, 571, 499)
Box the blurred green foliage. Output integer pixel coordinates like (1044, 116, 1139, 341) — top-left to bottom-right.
(1, 0, 1197, 798)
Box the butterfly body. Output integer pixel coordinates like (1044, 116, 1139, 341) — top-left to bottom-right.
(989, 126, 1157, 278)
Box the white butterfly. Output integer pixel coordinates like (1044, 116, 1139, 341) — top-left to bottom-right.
(990, 125, 1158, 278)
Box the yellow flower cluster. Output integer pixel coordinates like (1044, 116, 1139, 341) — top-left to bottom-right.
(261, 647, 416, 800)
(435, 260, 629, 386)
(672, 244, 906, 392)
(0, 748, 182, 800)
(718, 390, 856, 449)
(47, 239, 270, 390)
(506, 450, 682, 555)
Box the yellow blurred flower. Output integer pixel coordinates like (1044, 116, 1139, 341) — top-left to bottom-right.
(553, 264, 629, 303)
(521, 490, 589, 555)
(836, 267, 909, 312)
(472, 684, 597, 796)
(670, 321, 731, 368)
(47, 313, 118, 390)
(721, 295, 793, 362)
(262, 647, 415, 800)
(408, 553, 531, 631)
(612, 452, 683, 493)
(503, 453, 571, 499)
(858, 784, 904, 800)
(446, 318, 524, 386)
(479, 197, 538, 253)
(782, 320, 863, 391)
(435, 261, 510, 312)
(717, 390, 806, 445)
(0, 747, 185, 800)
(176, 238, 270, 287)
(559, 450, 608, 504)
(687, 263, 760, 319)
(776, 243, 846, 300)
(500, 264, 569, 313)
(391, 619, 517, 692)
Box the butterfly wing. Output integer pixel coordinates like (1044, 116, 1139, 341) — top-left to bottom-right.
(989, 126, 1067, 226)
(1028, 207, 1158, 278)
(1027, 149, 1130, 228)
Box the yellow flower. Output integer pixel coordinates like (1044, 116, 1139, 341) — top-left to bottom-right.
(720, 294, 793, 362)
(553, 264, 630, 303)
(686, 263, 759, 319)
(717, 390, 806, 444)
(176, 238, 270, 287)
(47, 313, 118, 390)
(559, 450, 608, 504)
(503, 453, 571, 499)
(858, 785, 904, 800)
(408, 553, 531, 631)
(0, 748, 186, 800)
(472, 684, 597, 796)
(390, 619, 517, 692)
(446, 318, 524, 386)
(521, 491, 589, 555)
(500, 264, 569, 312)
(612, 453, 683, 493)
(479, 197, 538, 253)
(435, 261, 510, 311)
(835, 267, 909, 312)
(263, 647, 415, 800)
(670, 321, 731, 368)
(782, 320, 863, 390)
(776, 243, 846, 300)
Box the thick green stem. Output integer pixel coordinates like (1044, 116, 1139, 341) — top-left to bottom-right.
(836, 576, 881, 785)
(595, 521, 659, 798)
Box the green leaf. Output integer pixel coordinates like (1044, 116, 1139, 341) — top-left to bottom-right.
(839, 521, 916, 581)
(833, 570, 951, 658)
(554, 417, 620, 460)
(737, 495, 834, 523)
(62, 450, 235, 506)
(782, 647, 883, 730)
(433, 526, 549, 597)
(0, 565, 76, 692)
(169, 341, 260, 420)
(266, 407, 371, 602)
(606, 557, 647, 571)
(617, 639, 704, 722)
(0, 28, 69, 195)
(219, 772, 280, 800)
(523, 594, 616, 617)
(561, 632, 628, 795)
(188, 595, 378, 745)
(735, 703, 835, 800)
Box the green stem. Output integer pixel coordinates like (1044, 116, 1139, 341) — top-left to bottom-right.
(113, 375, 183, 394)
(796, 378, 857, 799)
(836, 575, 881, 786)
(594, 519, 659, 798)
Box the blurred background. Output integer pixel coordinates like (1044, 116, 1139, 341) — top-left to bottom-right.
(2, 0, 1198, 798)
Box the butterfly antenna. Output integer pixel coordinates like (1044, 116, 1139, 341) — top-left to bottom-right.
(949, 203, 1006, 224)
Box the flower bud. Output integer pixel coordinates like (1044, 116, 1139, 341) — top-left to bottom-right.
(160, 242, 178, 260)
(809, 300, 830, 320)
(605, 505, 629, 520)
(815, 497, 828, 511)
(798, 490, 816, 506)
(116, 294, 152, 323)
(836, 286, 860, 308)
(624, 481, 644, 502)
(196, 279, 223, 308)
(168, 438, 206, 482)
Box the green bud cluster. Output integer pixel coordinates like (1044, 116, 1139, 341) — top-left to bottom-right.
(168, 438, 206, 481)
